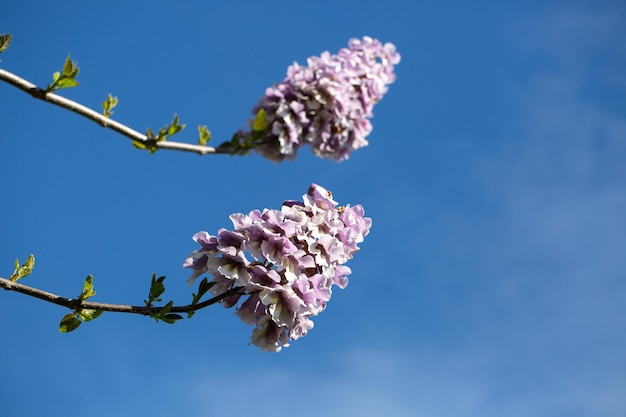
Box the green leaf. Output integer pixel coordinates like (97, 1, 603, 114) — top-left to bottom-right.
(102, 93, 118, 117)
(79, 275, 96, 301)
(133, 140, 147, 149)
(216, 132, 241, 155)
(152, 282, 165, 299)
(145, 274, 168, 306)
(252, 108, 268, 132)
(10, 254, 35, 282)
(192, 278, 215, 302)
(148, 282, 165, 303)
(189, 278, 215, 318)
(160, 300, 173, 316)
(166, 114, 184, 136)
(140, 116, 185, 154)
(145, 114, 186, 144)
(162, 313, 183, 324)
(158, 301, 177, 324)
(45, 55, 80, 92)
(149, 300, 179, 323)
(62, 55, 76, 77)
(199, 278, 215, 295)
(198, 125, 211, 145)
(143, 274, 183, 323)
(133, 138, 159, 154)
(77, 309, 103, 322)
(0, 33, 13, 56)
(54, 78, 79, 89)
(59, 313, 81, 333)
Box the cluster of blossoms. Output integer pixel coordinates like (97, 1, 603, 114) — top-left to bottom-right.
(183, 184, 371, 351)
(237, 36, 400, 162)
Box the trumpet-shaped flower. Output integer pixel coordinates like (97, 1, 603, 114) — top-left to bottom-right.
(183, 184, 371, 351)
(234, 36, 400, 162)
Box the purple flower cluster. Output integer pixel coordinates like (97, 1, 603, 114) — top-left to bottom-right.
(183, 184, 371, 352)
(240, 36, 400, 162)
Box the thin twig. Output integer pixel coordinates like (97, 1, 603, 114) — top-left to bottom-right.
(0, 68, 223, 155)
(0, 276, 244, 315)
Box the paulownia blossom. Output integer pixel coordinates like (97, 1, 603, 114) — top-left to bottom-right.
(236, 36, 400, 162)
(183, 184, 372, 351)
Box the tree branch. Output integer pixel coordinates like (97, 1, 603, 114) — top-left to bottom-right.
(0, 276, 244, 315)
(0, 68, 225, 155)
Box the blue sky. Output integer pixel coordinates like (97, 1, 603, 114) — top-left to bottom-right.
(1, 1, 625, 416)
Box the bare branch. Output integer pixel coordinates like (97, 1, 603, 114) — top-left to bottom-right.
(0, 68, 224, 155)
(0, 276, 244, 315)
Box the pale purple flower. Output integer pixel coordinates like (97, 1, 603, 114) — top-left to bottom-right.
(183, 184, 371, 352)
(232, 36, 400, 162)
